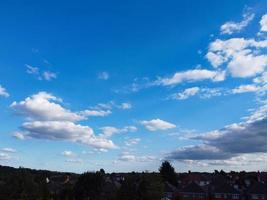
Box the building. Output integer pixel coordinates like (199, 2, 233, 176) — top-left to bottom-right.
(179, 182, 207, 200)
(210, 182, 241, 200)
(247, 182, 267, 200)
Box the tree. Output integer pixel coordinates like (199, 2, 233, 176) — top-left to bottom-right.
(159, 161, 177, 186)
(74, 171, 104, 200)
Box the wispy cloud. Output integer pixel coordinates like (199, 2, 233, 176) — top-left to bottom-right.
(98, 71, 109, 80)
(141, 118, 176, 131)
(0, 85, 9, 97)
(26, 64, 57, 81)
(220, 11, 254, 35)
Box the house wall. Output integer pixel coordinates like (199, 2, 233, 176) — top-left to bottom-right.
(248, 194, 267, 200)
(211, 193, 241, 200)
(180, 192, 207, 200)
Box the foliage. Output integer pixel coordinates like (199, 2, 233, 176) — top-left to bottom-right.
(159, 161, 178, 186)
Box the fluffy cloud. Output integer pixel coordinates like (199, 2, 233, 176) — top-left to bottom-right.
(21, 120, 116, 149)
(11, 92, 83, 122)
(156, 69, 225, 86)
(141, 119, 176, 131)
(206, 38, 267, 77)
(220, 12, 254, 35)
(11, 92, 116, 150)
(0, 85, 9, 97)
(260, 14, 267, 32)
(166, 102, 267, 161)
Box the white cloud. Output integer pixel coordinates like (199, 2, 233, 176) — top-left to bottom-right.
(206, 52, 226, 68)
(80, 109, 111, 117)
(124, 138, 141, 146)
(120, 103, 132, 110)
(100, 125, 137, 138)
(65, 159, 83, 164)
(0, 153, 10, 160)
(220, 12, 254, 35)
(260, 14, 267, 32)
(156, 69, 225, 86)
(100, 126, 120, 138)
(26, 64, 39, 75)
(62, 150, 75, 157)
(22, 121, 116, 149)
(118, 152, 156, 162)
(98, 72, 109, 80)
(206, 38, 267, 78)
(43, 71, 57, 81)
(11, 92, 83, 122)
(26, 64, 57, 81)
(171, 87, 200, 100)
(1, 148, 16, 153)
(232, 84, 259, 94)
(254, 72, 267, 84)
(11, 92, 117, 150)
(0, 85, 9, 97)
(141, 118, 176, 131)
(170, 87, 222, 100)
(12, 131, 25, 140)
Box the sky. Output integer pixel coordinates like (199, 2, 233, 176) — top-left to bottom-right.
(1, 0, 267, 173)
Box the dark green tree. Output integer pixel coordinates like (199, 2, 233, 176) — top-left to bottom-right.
(159, 161, 177, 186)
(74, 171, 104, 200)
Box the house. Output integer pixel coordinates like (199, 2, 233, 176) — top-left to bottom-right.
(179, 182, 207, 200)
(210, 182, 241, 200)
(247, 182, 267, 200)
(162, 181, 178, 200)
(181, 173, 211, 187)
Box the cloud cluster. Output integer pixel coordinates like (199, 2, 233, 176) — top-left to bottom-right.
(166, 102, 267, 164)
(11, 92, 116, 150)
(206, 38, 267, 77)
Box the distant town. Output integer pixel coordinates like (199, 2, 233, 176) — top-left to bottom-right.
(0, 161, 266, 200)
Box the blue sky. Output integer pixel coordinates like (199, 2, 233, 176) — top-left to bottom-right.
(1, 0, 267, 173)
